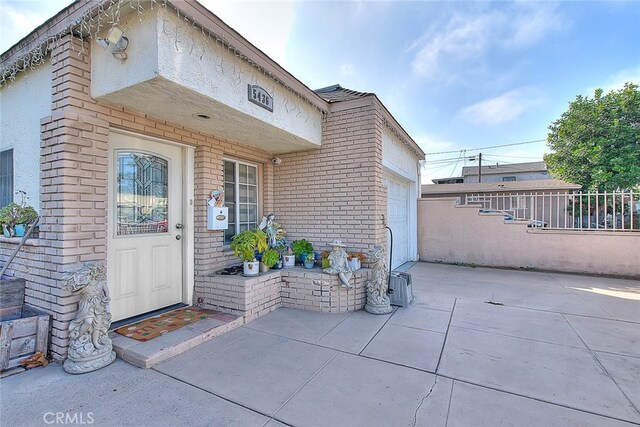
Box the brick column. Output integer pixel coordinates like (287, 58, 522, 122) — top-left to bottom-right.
(193, 143, 225, 277)
(38, 35, 109, 359)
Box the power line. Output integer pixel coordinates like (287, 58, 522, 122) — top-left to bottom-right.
(425, 139, 546, 156)
(423, 157, 467, 165)
(449, 151, 464, 178)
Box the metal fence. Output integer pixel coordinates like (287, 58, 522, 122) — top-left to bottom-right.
(463, 191, 640, 231)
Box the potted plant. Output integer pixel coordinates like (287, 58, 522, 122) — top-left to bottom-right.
(261, 248, 279, 272)
(230, 229, 267, 276)
(292, 239, 314, 264)
(303, 253, 315, 269)
(0, 197, 37, 238)
(347, 252, 366, 271)
(321, 250, 331, 269)
(283, 245, 295, 268)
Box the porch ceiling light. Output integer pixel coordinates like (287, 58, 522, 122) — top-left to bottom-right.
(192, 113, 211, 120)
(96, 25, 129, 61)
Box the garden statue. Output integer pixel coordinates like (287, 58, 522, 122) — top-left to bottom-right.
(259, 212, 286, 249)
(62, 262, 116, 374)
(323, 239, 353, 289)
(364, 244, 393, 315)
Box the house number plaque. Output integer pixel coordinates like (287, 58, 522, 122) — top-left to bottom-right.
(248, 84, 273, 112)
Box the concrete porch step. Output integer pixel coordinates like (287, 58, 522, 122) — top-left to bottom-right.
(110, 312, 243, 369)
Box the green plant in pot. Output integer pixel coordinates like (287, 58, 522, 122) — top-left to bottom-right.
(230, 229, 267, 276)
(282, 245, 295, 268)
(292, 239, 314, 264)
(0, 192, 38, 238)
(261, 248, 279, 272)
(303, 252, 315, 269)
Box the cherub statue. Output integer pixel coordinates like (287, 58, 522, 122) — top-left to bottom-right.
(364, 244, 393, 314)
(62, 262, 116, 374)
(323, 239, 353, 289)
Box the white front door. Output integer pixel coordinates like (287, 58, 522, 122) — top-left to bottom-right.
(384, 175, 409, 270)
(108, 132, 184, 321)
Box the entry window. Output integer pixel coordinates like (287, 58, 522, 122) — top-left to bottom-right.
(0, 149, 13, 207)
(502, 176, 516, 182)
(224, 160, 258, 244)
(116, 152, 169, 235)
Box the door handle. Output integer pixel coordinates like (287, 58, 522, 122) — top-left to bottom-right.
(175, 223, 184, 229)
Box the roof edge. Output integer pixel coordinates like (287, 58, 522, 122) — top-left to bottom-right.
(1, 0, 329, 111)
(372, 95, 425, 158)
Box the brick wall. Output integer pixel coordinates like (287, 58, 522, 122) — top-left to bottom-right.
(196, 270, 282, 321)
(13, 34, 390, 360)
(196, 267, 371, 324)
(273, 100, 387, 255)
(19, 35, 277, 359)
(280, 268, 369, 313)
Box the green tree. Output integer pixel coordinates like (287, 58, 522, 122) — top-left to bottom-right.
(544, 83, 640, 191)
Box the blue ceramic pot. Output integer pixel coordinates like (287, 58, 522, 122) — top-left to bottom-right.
(15, 224, 26, 237)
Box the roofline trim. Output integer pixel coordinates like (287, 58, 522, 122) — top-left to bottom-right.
(1, 0, 329, 112)
(372, 95, 425, 158)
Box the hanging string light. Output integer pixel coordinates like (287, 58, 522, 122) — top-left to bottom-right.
(0, 0, 325, 126)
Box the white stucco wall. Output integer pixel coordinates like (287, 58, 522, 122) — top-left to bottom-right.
(91, 7, 322, 150)
(90, 8, 159, 97)
(382, 127, 419, 181)
(154, 8, 321, 145)
(0, 59, 51, 211)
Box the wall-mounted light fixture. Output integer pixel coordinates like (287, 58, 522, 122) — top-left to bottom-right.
(96, 26, 129, 61)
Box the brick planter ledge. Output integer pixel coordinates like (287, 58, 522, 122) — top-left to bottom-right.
(196, 266, 371, 323)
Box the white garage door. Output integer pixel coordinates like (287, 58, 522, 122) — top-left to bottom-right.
(384, 176, 409, 270)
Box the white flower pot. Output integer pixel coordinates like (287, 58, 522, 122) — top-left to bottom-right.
(283, 255, 296, 268)
(243, 261, 259, 276)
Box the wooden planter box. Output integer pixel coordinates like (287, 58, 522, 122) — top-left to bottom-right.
(0, 278, 51, 371)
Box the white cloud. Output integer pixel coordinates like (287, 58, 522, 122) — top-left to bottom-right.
(411, 12, 497, 80)
(588, 64, 640, 94)
(199, 0, 295, 67)
(410, 3, 564, 82)
(459, 88, 544, 126)
(503, 3, 564, 49)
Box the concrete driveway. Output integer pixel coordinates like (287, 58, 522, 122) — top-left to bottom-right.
(2, 263, 639, 426)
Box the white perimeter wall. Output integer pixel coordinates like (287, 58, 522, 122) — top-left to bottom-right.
(418, 198, 640, 277)
(0, 60, 51, 211)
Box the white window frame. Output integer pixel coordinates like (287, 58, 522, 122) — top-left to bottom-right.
(223, 158, 259, 245)
(0, 149, 14, 207)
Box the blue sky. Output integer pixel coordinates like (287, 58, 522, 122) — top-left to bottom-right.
(2, 1, 639, 182)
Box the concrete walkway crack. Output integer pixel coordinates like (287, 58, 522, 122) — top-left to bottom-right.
(411, 375, 438, 427)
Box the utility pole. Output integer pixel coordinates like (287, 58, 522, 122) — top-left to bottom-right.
(478, 152, 482, 183)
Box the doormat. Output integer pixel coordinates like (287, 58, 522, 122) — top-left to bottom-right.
(114, 307, 221, 342)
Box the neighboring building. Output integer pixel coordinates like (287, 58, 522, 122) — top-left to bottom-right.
(421, 179, 582, 225)
(462, 161, 551, 183)
(431, 176, 463, 184)
(421, 179, 581, 199)
(0, 1, 424, 359)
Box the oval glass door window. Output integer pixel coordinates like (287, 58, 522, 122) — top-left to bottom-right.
(117, 152, 169, 235)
